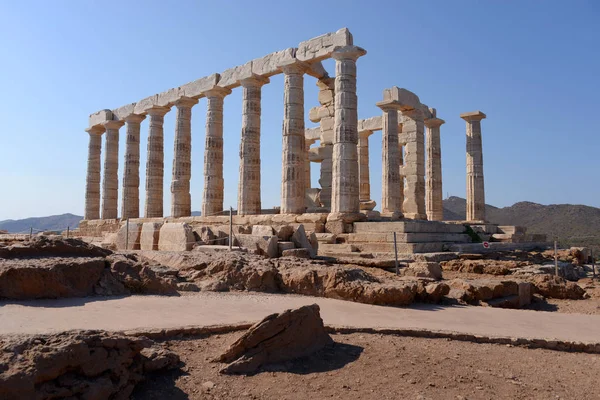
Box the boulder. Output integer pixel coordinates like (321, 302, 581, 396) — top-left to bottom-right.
(234, 234, 278, 258)
(0, 237, 111, 259)
(403, 262, 443, 280)
(140, 222, 162, 251)
(291, 224, 315, 257)
(275, 225, 295, 241)
(282, 248, 311, 259)
(158, 223, 195, 251)
(277, 241, 295, 256)
(251, 225, 274, 237)
(115, 222, 143, 250)
(214, 304, 333, 374)
(528, 274, 587, 299)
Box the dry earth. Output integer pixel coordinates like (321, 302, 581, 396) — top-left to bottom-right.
(133, 332, 600, 400)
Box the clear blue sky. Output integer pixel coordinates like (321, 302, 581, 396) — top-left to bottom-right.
(0, 0, 598, 220)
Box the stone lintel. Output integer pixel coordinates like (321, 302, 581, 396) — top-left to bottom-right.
(419, 103, 433, 120)
(88, 109, 113, 129)
(179, 73, 221, 99)
(85, 125, 105, 135)
(305, 126, 321, 141)
(424, 117, 445, 128)
(358, 116, 382, 132)
(331, 45, 367, 61)
(103, 120, 124, 130)
(218, 62, 253, 89)
(382, 87, 420, 111)
(124, 114, 146, 123)
(297, 28, 355, 62)
(239, 75, 270, 88)
(252, 48, 297, 77)
(358, 129, 374, 138)
(460, 110, 487, 121)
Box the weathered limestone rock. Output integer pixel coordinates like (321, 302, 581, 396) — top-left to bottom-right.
(140, 222, 162, 251)
(115, 222, 143, 250)
(401, 109, 426, 220)
(215, 304, 333, 374)
(84, 126, 103, 220)
(282, 248, 311, 259)
(121, 114, 145, 219)
(425, 111, 445, 221)
(234, 234, 278, 258)
(291, 224, 316, 257)
(377, 101, 402, 218)
(101, 120, 124, 219)
(278, 241, 295, 256)
(145, 106, 170, 218)
(461, 111, 487, 222)
(251, 225, 274, 237)
(402, 262, 442, 280)
(281, 62, 307, 214)
(158, 222, 195, 251)
(202, 87, 231, 217)
(238, 76, 269, 215)
(330, 46, 366, 214)
(171, 97, 198, 218)
(275, 225, 294, 241)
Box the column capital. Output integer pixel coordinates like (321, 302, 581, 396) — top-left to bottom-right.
(146, 106, 170, 117)
(240, 75, 270, 88)
(281, 60, 310, 75)
(460, 111, 486, 122)
(359, 129, 374, 138)
(204, 86, 232, 98)
(174, 96, 199, 108)
(376, 99, 401, 112)
(103, 120, 124, 130)
(331, 45, 367, 61)
(85, 126, 104, 135)
(424, 117, 445, 128)
(124, 114, 146, 124)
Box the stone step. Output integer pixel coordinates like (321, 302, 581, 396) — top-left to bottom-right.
(353, 221, 466, 234)
(318, 243, 358, 253)
(352, 242, 447, 253)
(346, 232, 471, 244)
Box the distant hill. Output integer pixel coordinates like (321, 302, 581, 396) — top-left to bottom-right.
(443, 196, 600, 252)
(0, 213, 83, 234)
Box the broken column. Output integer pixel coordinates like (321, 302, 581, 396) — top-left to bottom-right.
(461, 111, 487, 222)
(280, 62, 307, 214)
(101, 120, 124, 219)
(84, 126, 104, 220)
(377, 101, 402, 218)
(144, 106, 170, 218)
(121, 114, 145, 220)
(238, 76, 269, 216)
(330, 46, 366, 215)
(425, 109, 445, 221)
(202, 87, 231, 217)
(171, 97, 198, 218)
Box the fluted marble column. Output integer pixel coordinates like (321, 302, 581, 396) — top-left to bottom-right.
(101, 120, 124, 219)
(330, 46, 366, 214)
(425, 114, 445, 221)
(378, 103, 402, 217)
(121, 114, 145, 219)
(358, 130, 375, 210)
(461, 111, 487, 222)
(238, 76, 269, 216)
(281, 63, 306, 214)
(144, 106, 169, 218)
(202, 87, 231, 217)
(84, 126, 104, 220)
(401, 110, 427, 220)
(171, 97, 198, 218)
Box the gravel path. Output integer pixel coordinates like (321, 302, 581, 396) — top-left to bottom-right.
(1, 292, 600, 343)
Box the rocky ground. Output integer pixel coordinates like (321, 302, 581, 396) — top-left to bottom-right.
(133, 331, 600, 400)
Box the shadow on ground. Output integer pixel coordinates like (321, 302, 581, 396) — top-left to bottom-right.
(0, 295, 132, 308)
(131, 367, 190, 400)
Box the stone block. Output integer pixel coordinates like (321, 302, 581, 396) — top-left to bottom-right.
(291, 224, 316, 257)
(282, 248, 311, 259)
(251, 48, 296, 76)
(296, 28, 354, 62)
(314, 233, 336, 244)
(358, 116, 383, 132)
(383, 87, 420, 110)
(252, 225, 275, 237)
(218, 62, 253, 88)
(278, 241, 295, 256)
(88, 109, 113, 128)
(305, 127, 321, 140)
(140, 222, 162, 251)
(235, 234, 278, 258)
(308, 107, 321, 123)
(158, 223, 195, 251)
(180, 73, 220, 98)
(275, 225, 294, 241)
(403, 262, 443, 280)
(115, 222, 142, 250)
(111, 103, 136, 120)
(306, 61, 329, 79)
(518, 282, 532, 307)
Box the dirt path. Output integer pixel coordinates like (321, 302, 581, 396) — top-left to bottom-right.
(2, 292, 600, 344)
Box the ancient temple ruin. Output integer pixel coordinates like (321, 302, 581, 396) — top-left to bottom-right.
(79, 28, 541, 254)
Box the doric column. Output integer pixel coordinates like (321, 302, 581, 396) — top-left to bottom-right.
(171, 97, 198, 218)
(378, 102, 402, 217)
(202, 87, 231, 217)
(358, 130, 376, 210)
(425, 113, 445, 221)
(121, 114, 146, 220)
(401, 110, 427, 220)
(281, 62, 307, 214)
(330, 46, 366, 214)
(238, 76, 269, 216)
(84, 126, 104, 220)
(144, 106, 170, 218)
(101, 120, 124, 219)
(398, 121, 405, 209)
(461, 111, 487, 222)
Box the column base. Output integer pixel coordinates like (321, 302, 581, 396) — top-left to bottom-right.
(361, 210, 382, 221)
(326, 212, 367, 234)
(404, 213, 428, 220)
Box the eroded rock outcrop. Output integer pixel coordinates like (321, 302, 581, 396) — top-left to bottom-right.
(214, 304, 333, 374)
(0, 331, 178, 400)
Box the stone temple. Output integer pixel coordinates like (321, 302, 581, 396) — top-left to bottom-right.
(77, 28, 546, 255)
